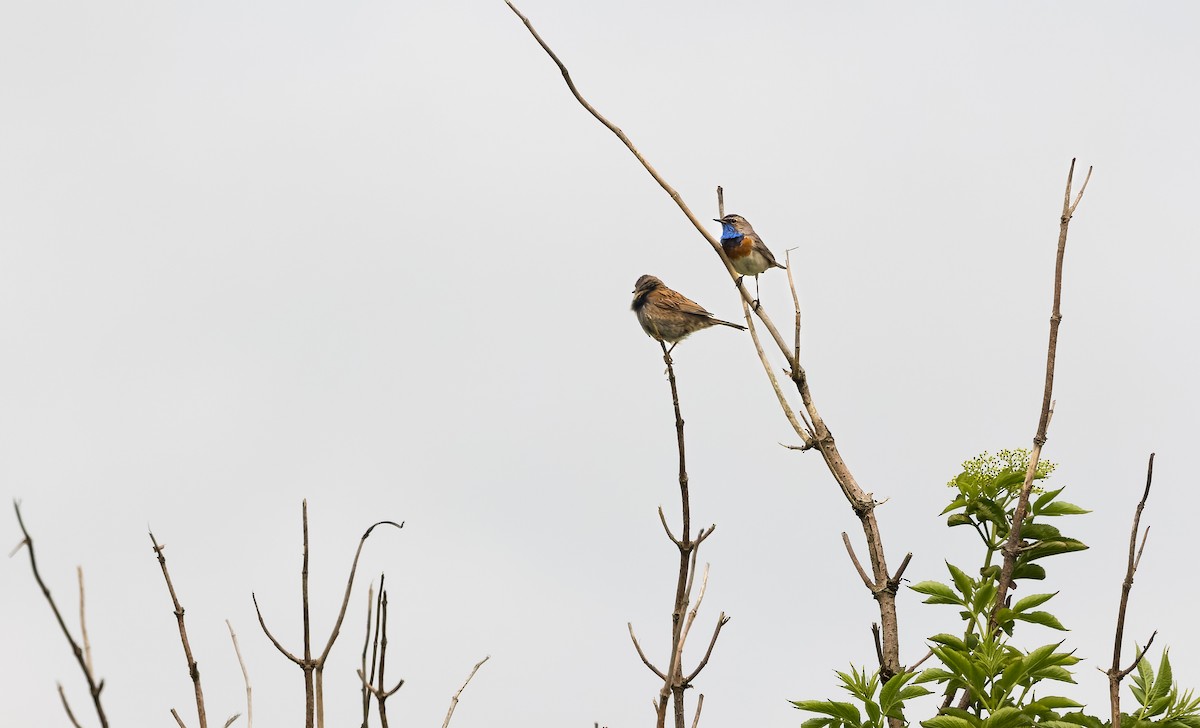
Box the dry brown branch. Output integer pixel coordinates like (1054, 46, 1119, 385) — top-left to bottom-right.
(226, 620, 253, 728)
(360, 582, 379, 728)
(1108, 453, 1157, 728)
(252, 501, 403, 728)
(742, 297, 813, 448)
(171, 708, 188, 728)
(506, 4, 903, 692)
(149, 530, 208, 728)
(842, 532, 874, 589)
(990, 159, 1093, 628)
(628, 623, 667, 680)
(58, 682, 83, 728)
(221, 714, 242, 728)
(690, 695, 705, 728)
(77, 567, 94, 679)
(441, 655, 491, 728)
(12, 501, 109, 728)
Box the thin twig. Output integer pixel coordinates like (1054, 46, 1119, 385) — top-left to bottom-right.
(691, 694, 705, 728)
(990, 159, 1093, 630)
(842, 533, 874, 589)
(150, 530, 208, 728)
(227, 620, 253, 728)
(77, 567, 94, 679)
(222, 714, 242, 728)
(683, 613, 730, 684)
(58, 683, 83, 728)
(12, 501, 109, 728)
(628, 623, 667, 680)
(908, 649, 935, 672)
(252, 502, 403, 728)
(172, 708, 189, 728)
(360, 582, 376, 728)
(1108, 453, 1156, 728)
(742, 298, 813, 446)
(441, 656, 491, 728)
(871, 623, 885, 670)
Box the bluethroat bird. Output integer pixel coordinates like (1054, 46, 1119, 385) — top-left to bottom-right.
(714, 213, 786, 307)
(631, 274, 746, 353)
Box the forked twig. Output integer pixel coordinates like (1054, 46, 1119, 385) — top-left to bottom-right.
(252, 500, 403, 728)
(990, 159, 1093, 629)
(1107, 453, 1157, 728)
(12, 501, 109, 728)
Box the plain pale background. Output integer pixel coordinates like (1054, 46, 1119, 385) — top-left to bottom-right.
(2, 1, 1197, 726)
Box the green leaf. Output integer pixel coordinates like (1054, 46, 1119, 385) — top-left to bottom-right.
(1012, 563, 1047, 581)
(947, 513, 975, 527)
(1022, 539, 1089, 562)
(947, 563, 975, 599)
(1150, 650, 1174, 706)
(1035, 696, 1084, 709)
(1032, 487, 1065, 513)
(915, 668, 956, 684)
(971, 497, 1009, 527)
(1037, 501, 1091, 517)
(912, 581, 963, 606)
(942, 495, 970, 515)
(865, 700, 881, 726)
(930, 634, 969, 651)
(972, 581, 998, 614)
(1031, 666, 1076, 683)
(984, 706, 1031, 728)
(1014, 611, 1068, 631)
(1020, 523, 1063, 540)
(923, 716, 977, 728)
(898, 686, 932, 701)
(798, 717, 836, 728)
(1058, 713, 1105, 728)
(1012, 592, 1058, 613)
(793, 700, 862, 726)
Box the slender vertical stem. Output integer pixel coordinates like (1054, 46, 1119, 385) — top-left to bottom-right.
(1108, 453, 1156, 728)
(990, 160, 1093, 628)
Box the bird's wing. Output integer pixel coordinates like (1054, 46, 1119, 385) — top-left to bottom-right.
(753, 236, 787, 269)
(660, 290, 716, 319)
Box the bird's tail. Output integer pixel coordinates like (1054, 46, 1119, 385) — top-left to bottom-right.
(716, 319, 748, 331)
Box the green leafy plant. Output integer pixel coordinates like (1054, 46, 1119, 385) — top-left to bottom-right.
(793, 451, 1196, 728)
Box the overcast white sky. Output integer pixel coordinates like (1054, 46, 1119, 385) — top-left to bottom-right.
(3, 1, 1198, 726)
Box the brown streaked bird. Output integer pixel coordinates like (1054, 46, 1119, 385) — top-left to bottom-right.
(714, 213, 786, 306)
(631, 274, 746, 353)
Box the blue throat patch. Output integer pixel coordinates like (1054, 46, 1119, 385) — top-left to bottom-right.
(720, 222, 744, 245)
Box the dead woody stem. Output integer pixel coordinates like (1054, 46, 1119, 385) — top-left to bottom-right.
(1107, 453, 1158, 728)
(149, 530, 209, 728)
(504, 3, 905, 705)
(253, 500, 403, 728)
(989, 159, 1092, 630)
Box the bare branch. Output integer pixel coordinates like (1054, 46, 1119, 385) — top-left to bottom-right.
(77, 567, 94, 680)
(1108, 453, 1157, 728)
(316, 519, 405, 665)
(990, 159, 1092, 629)
(871, 623, 885, 670)
(657, 506, 682, 546)
(12, 502, 109, 728)
(1118, 632, 1158, 680)
(172, 708, 189, 728)
(842, 533, 875, 589)
(441, 656, 491, 728)
(628, 622, 667, 680)
(690, 694, 705, 728)
(58, 683, 83, 728)
(222, 714, 242, 728)
(683, 613, 730, 684)
(742, 299, 813, 446)
(226, 620, 253, 728)
(907, 649, 935, 672)
(251, 593, 303, 665)
(150, 530, 208, 728)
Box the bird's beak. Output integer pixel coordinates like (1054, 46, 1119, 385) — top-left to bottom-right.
(712, 218, 722, 223)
